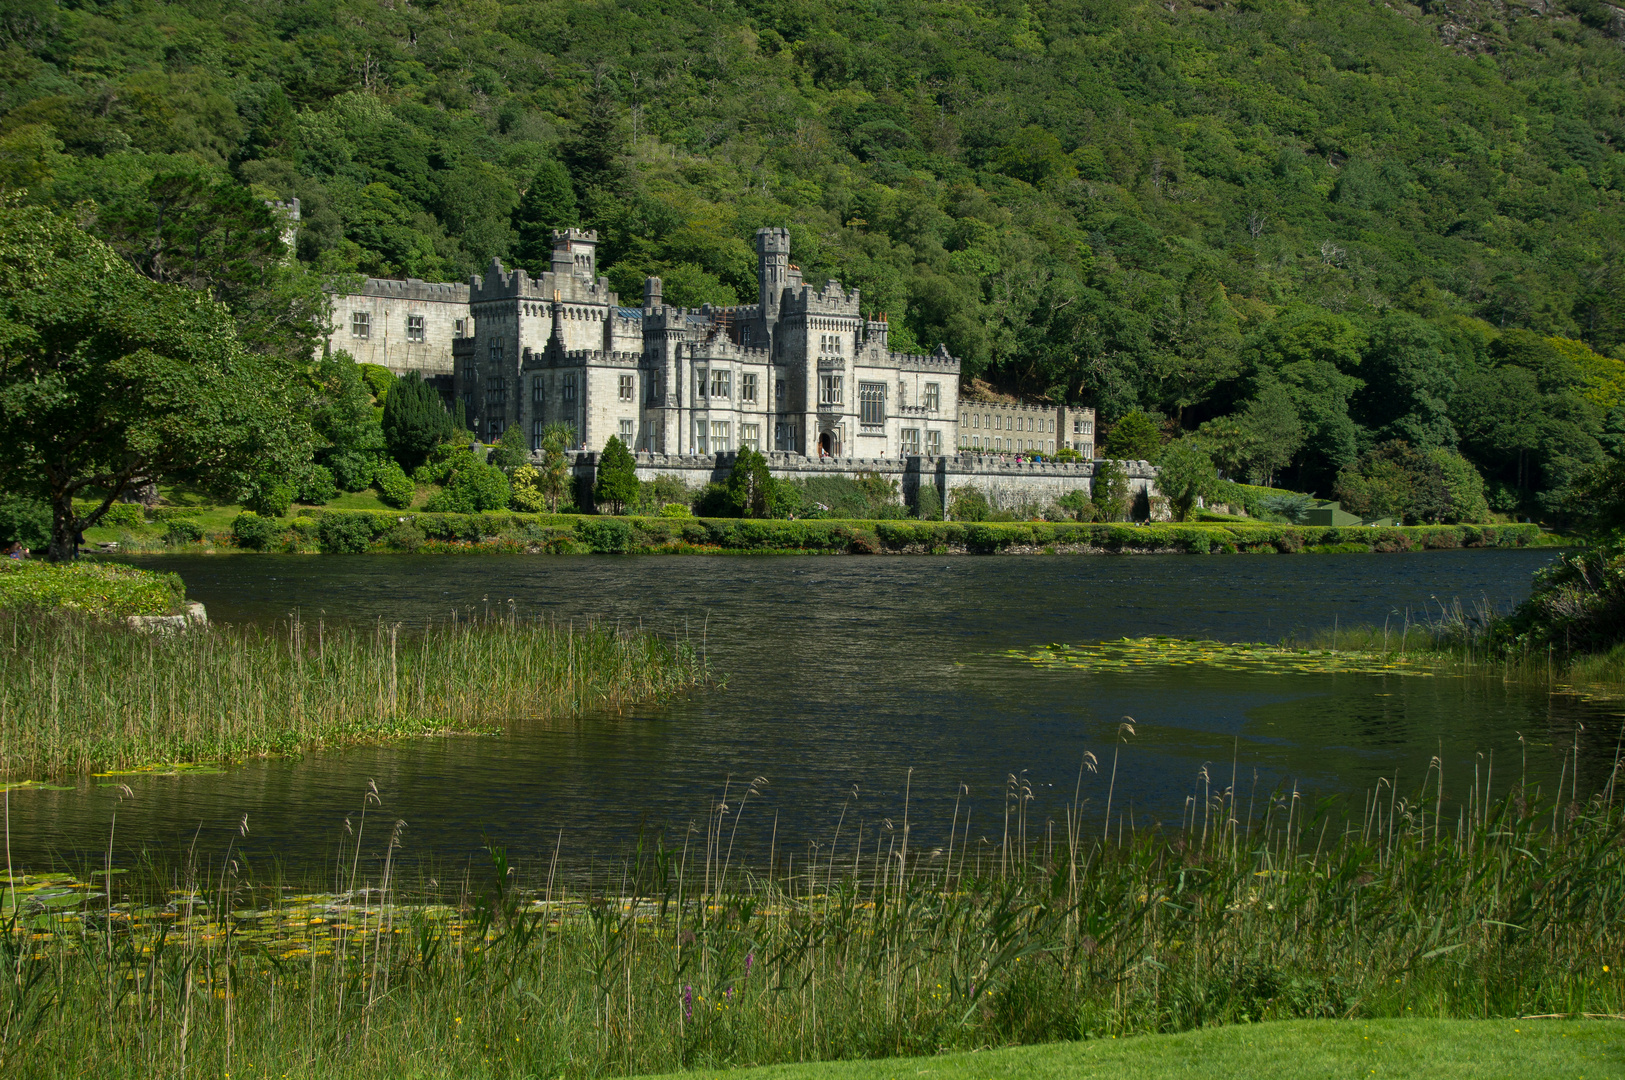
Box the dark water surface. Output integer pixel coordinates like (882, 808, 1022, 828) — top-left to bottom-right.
(10, 550, 1622, 878)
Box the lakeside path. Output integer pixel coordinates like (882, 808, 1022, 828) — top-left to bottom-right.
(637, 1019, 1623, 1080)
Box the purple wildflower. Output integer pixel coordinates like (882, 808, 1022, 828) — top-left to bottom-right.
(744, 951, 754, 977)
(683, 984, 693, 1020)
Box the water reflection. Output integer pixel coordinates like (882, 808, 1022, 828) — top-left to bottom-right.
(9, 549, 1620, 877)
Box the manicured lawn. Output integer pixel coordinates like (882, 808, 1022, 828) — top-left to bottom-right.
(639, 1019, 1624, 1080)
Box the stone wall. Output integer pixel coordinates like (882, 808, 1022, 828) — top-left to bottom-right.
(327, 278, 471, 376)
(561, 451, 1158, 516)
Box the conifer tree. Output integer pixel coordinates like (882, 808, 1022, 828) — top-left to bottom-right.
(512, 159, 578, 274)
(382, 372, 453, 471)
(726, 446, 774, 518)
(594, 435, 638, 514)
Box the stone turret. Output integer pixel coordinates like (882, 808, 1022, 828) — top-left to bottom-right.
(551, 228, 598, 280)
(644, 275, 663, 309)
(756, 227, 791, 317)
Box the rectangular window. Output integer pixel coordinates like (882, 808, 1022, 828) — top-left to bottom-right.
(532, 378, 545, 404)
(692, 420, 708, 454)
(350, 311, 370, 339)
(455, 318, 467, 338)
(406, 314, 425, 343)
(488, 419, 502, 439)
(926, 430, 941, 456)
(711, 421, 731, 452)
(740, 373, 758, 403)
(462, 363, 477, 385)
(972, 435, 981, 449)
(924, 383, 940, 411)
(711, 369, 731, 399)
(490, 338, 504, 364)
(531, 419, 544, 451)
(619, 374, 635, 402)
(1048, 418, 1055, 433)
(562, 373, 577, 401)
(647, 373, 660, 404)
(859, 381, 886, 426)
(694, 367, 708, 400)
(819, 374, 843, 407)
(775, 421, 793, 451)
(901, 428, 920, 455)
(619, 418, 635, 440)
(775, 379, 786, 406)
(741, 423, 760, 451)
(486, 377, 506, 408)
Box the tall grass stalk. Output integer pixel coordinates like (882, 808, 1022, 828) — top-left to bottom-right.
(3, 756, 1621, 1078)
(0, 611, 707, 778)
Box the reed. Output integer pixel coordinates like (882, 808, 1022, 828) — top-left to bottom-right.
(3, 751, 1621, 1078)
(0, 610, 708, 778)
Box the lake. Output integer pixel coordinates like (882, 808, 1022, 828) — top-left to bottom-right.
(9, 549, 1620, 879)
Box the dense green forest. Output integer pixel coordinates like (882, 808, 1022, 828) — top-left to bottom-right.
(5, 0, 1625, 515)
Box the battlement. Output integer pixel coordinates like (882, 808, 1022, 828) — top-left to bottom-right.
(558, 349, 641, 364)
(346, 277, 470, 303)
(552, 228, 599, 244)
(783, 278, 861, 316)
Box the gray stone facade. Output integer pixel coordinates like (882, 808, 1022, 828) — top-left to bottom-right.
(957, 399, 1095, 457)
(326, 278, 472, 376)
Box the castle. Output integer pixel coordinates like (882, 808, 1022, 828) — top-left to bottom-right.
(325, 227, 1097, 462)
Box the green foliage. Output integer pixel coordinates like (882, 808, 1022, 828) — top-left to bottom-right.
(488, 424, 531, 474)
(1053, 490, 1095, 522)
(509, 464, 545, 513)
(575, 518, 632, 554)
(535, 422, 578, 513)
(360, 364, 397, 405)
(511, 159, 577, 274)
(1336, 441, 1488, 524)
(241, 475, 294, 518)
(594, 436, 639, 514)
(915, 480, 943, 520)
(382, 372, 453, 471)
(724, 446, 774, 518)
(0, 561, 185, 618)
(373, 459, 416, 509)
(1091, 460, 1130, 523)
(1260, 493, 1314, 525)
(230, 512, 278, 550)
(0, 495, 50, 550)
(310, 352, 386, 490)
(163, 519, 204, 545)
(1102, 413, 1163, 462)
(316, 512, 378, 554)
(423, 451, 511, 514)
(0, 200, 314, 560)
(296, 464, 337, 505)
(949, 486, 991, 522)
(1155, 441, 1222, 522)
(1510, 531, 1625, 654)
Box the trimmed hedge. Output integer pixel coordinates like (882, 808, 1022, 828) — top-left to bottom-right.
(0, 560, 186, 617)
(202, 509, 1554, 557)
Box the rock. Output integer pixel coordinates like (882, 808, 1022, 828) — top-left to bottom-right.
(127, 601, 208, 634)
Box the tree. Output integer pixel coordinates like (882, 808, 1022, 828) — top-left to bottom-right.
(1102, 411, 1162, 461)
(1334, 441, 1425, 522)
(724, 446, 774, 517)
(595, 436, 638, 514)
(1236, 378, 1302, 486)
(310, 351, 385, 491)
(1154, 441, 1220, 522)
(489, 423, 531, 474)
(538, 422, 578, 512)
(0, 200, 313, 561)
(383, 372, 453, 471)
(1091, 459, 1130, 522)
(512, 159, 578, 274)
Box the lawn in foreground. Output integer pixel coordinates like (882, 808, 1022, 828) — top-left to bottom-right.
(640, 1019, 1624, 1080)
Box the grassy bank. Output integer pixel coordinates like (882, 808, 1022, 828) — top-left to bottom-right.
(0, 611, 708, 778)
(89, 506, 1557, 556)
(3, 764, 1620, 1077)
(638, 1019, 1623, 1080)
(0, 560, 185, 618)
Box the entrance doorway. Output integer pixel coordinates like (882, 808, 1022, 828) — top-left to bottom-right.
(818, 432, 833, 458)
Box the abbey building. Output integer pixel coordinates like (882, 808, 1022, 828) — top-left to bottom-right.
(324, 227, 1096, 460)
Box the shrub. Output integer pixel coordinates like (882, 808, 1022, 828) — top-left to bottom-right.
(949, 486, 990, 521)
(489, 424, 532, 474)
(374, 459, 416, 509)
(317, 513, 378, 554)
(576, 518, 632, 553)
(383, 372, 454, 470)
(915, 481, 942, 520)
(327, 450, 378, 493)
(297, 464, 338, 505)
(231, 512, 279, 550)
(100, 503, 146, 529)
(242, 475, 294, 517)
(163, 519, 204, 545)
(0, 496, 50, 550)
(693, 482, 731, 516)
(509, 464, 546, 512)
(1052, 490, 1095, 522)
(424, 460, 511, 514)
(659, 502, 692, 518)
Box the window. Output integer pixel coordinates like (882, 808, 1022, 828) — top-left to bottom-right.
(350, 311, 370, 339)
(924, 383, 941, 411)
(406, 314, 425, 342)
(619, 374, 635, 402)
(1048, 418, 1055, 433)
(647, 373, 661, 404)
(819, 374, 843, 407)
(692, 420, 708, 454)
(711, 369, 731, 399)
(926, 430, 941, 456)
(741, 423, 761, 450)
(532, 378, 545, 404)
(488, 419, 502, 439)
(562, 373, 577, 401)
(740, 373, 758, 403)
(531, 419, 545, 451)
(694, 367, 708, 400)
(901, 428, 920, 455)
(455, 318, 467, 338)
(462, 363, 477, 385)
(775, 379, 786, 406)
(487, 377, 506, 408)
(897, 382, 907, 407)
(711, 421, 731, 452)
(619, 418, 635, 440)
(859, 381, 886, 425)
(972, 435, 980, 449)
(490, 338, 504, 364)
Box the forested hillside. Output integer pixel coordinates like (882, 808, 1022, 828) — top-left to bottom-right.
(4, 0, 1625, 514)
